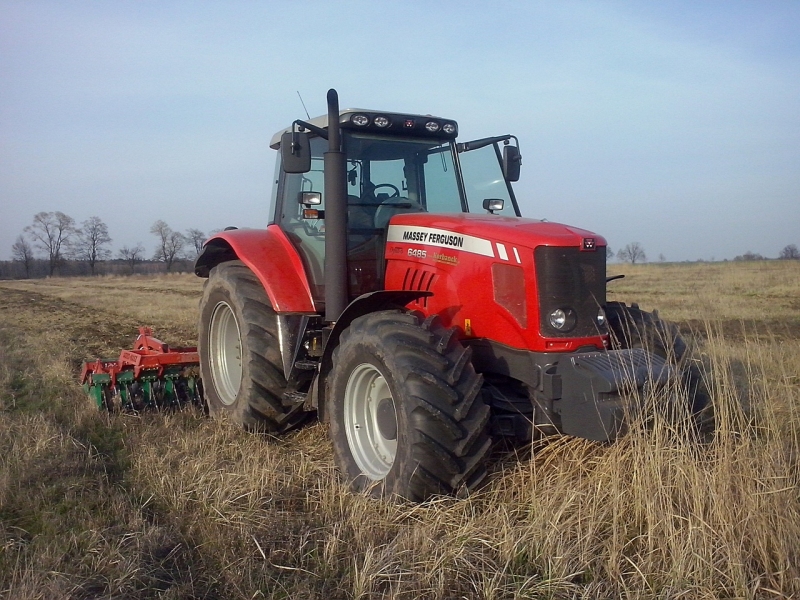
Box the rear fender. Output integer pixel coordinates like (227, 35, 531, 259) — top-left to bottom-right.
(195, 225, 316, 314)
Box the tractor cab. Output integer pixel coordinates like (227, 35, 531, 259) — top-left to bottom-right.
(269, 109, 522, 302)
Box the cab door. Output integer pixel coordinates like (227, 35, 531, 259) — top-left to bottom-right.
(277, 135, 383, 305)
(277, 136, 328, 304)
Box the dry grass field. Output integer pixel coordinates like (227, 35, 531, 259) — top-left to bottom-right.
(1, 261, 799, 599)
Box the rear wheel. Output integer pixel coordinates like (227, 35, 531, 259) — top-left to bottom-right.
(328, 310, 491, 501)
(606, 302, 713, 432)
(198, 261, 306, 432)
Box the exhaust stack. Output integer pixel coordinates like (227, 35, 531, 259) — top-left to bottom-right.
(323, 88, 348, 322)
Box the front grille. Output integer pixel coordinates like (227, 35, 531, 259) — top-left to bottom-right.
(535, 246, 606, 338)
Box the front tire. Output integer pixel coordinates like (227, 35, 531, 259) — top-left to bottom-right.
(198, 261, 305, 432)
(328, 310, 491, 501)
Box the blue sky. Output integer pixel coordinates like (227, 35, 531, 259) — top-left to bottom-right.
(1, 0, 798, 262)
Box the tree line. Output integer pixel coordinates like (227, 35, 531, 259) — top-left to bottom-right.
(732, 245, 800, 261)
(6, 211, 211, 279)
(610, 242, 799, 264)
(4, 212, 799, 279)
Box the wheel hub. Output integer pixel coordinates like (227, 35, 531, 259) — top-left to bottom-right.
(343, 363, 398, 480)
(376, 397, 397, 440)
(208, 301, 242, 406)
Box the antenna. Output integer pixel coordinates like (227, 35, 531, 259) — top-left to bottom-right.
(296, 91, 311, 119)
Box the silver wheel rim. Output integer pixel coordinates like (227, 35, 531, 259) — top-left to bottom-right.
(344, 363, 398, 480)
(208, 301, 242, 406)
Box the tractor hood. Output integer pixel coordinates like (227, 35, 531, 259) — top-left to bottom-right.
(388, 212, 606, 254)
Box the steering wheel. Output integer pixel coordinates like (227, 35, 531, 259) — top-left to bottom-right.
(372, 183, 400, 198)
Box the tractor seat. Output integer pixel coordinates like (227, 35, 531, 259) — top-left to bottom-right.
(348, 195, 376, 231)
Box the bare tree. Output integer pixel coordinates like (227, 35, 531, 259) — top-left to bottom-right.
(24, 211, 76, 275)
(150, 220, 185, 272)
(617, 242, 647, 264)
(658, 253, 666, 263)
(73, 216, 112, 275)
(779, 244, 799, 259)
(11, 235, 34, 278)
(186, 228, 207, 257)
(606, 246, 613, 261)
(118, 244, 145, 275)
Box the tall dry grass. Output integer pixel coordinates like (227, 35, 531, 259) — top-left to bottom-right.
(1, 262, 799, 599)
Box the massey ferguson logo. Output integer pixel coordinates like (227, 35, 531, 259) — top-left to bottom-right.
(387, 225, 495, 258)
(401, 230, 464, 249)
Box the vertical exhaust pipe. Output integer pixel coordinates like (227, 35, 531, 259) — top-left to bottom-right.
(324, 89, 348, 322)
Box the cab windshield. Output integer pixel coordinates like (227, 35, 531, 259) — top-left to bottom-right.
(342, 132, 464, 226)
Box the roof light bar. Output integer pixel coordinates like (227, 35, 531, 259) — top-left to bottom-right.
(339, 112, 459, 139)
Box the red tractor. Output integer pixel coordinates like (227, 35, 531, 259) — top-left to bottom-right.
(195, 90, 706, 500)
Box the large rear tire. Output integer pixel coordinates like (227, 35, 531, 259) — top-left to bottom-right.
(606, 302, 713, 432)
(198, 261, 306, 432)
(328, 310, 491, 501)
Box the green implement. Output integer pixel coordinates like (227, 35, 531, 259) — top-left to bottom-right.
(80, 327, 202, 410)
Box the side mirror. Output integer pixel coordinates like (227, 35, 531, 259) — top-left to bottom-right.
(502, 144, 521, 182)
(281, 132, 311, 173)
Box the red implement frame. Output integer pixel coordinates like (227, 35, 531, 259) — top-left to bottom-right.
(80, 327, 199, 387)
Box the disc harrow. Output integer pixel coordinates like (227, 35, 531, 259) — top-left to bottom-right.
(80, 327, 203, 411)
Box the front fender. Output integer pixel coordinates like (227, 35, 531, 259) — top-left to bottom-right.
(195, 225, 316, 314)
(315, 290, 431, 419)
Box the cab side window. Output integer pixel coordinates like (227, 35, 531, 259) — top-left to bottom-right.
(460, 144, 516, 216)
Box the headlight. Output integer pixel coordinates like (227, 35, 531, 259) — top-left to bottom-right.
(596, 307, 606, 328)
(549, 308, 576, 332)
(442, 122, 456, 134)
(550, 309, 567, 330)
(425, 120, 440, 132)
(374, 115, 391, 128)
(351, 114, 369, 126)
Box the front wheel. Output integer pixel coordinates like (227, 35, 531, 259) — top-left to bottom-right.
(328, 310, 491, 501)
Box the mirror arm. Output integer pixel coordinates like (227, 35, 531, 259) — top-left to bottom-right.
(293, 119, 328, 140)
(457, 134, 513, 153)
